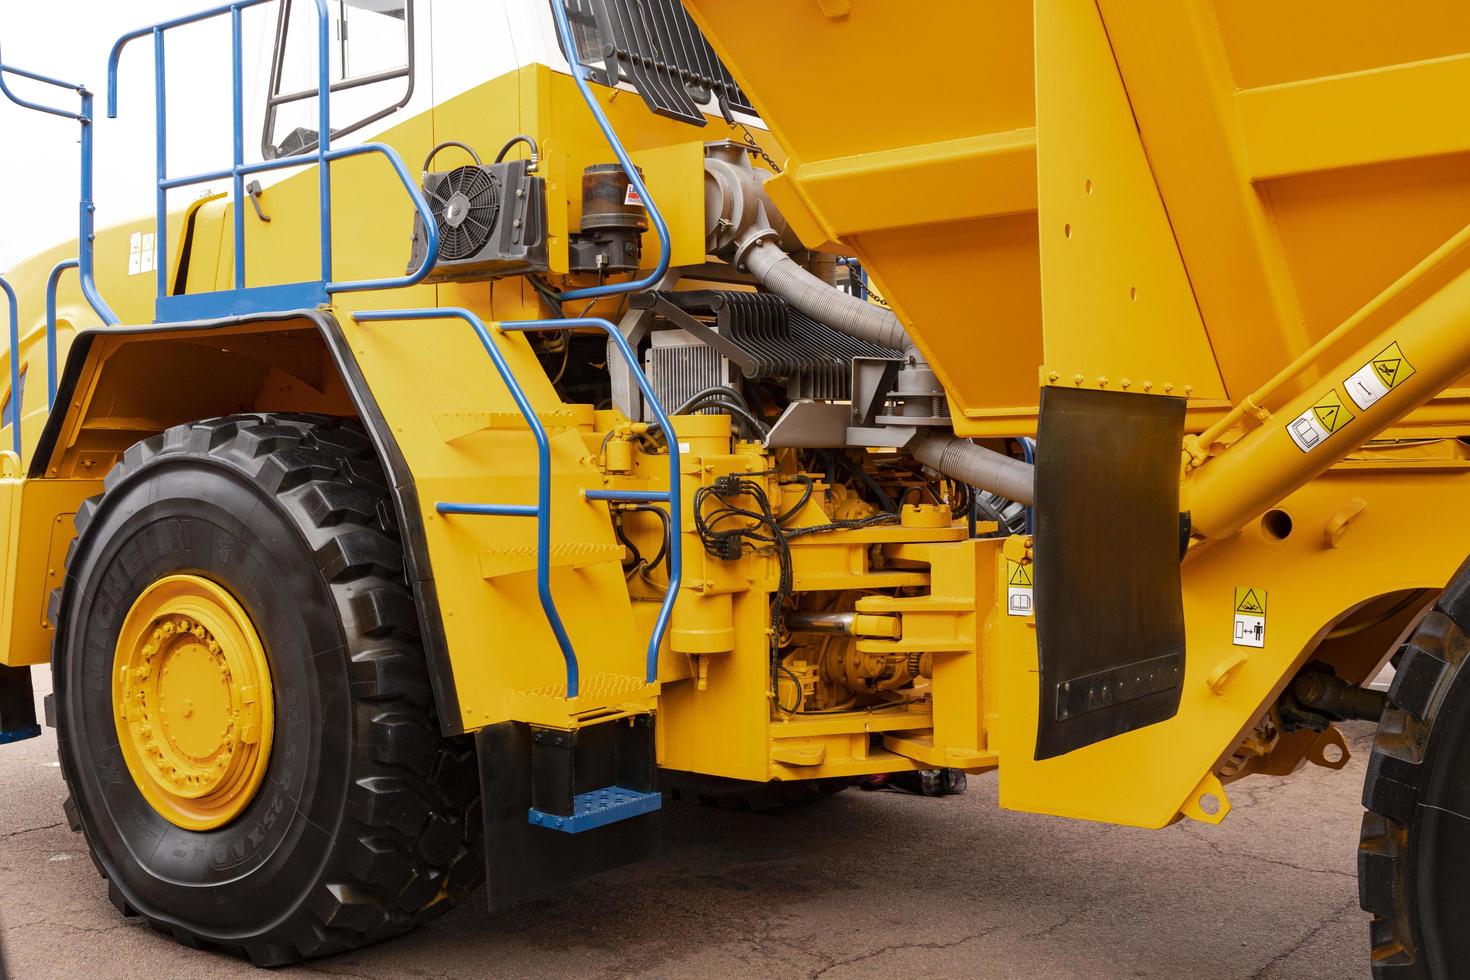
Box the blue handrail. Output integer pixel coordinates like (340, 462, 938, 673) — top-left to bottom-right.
(0, 44, 119, 327)
(547, 0, 670, 301)
(353, 309, 683, 699)
(0, 276, 19, 456)
(44, 259, 79, 409)
(107, 0, 439, 319)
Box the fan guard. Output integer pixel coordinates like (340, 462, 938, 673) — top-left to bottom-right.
(427, 165, 501, 261)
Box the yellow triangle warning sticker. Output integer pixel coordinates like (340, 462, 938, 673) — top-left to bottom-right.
(1310, 390, 1353, 434)
(1008, 560, 1033, 586)
(1234, 587, 1266, 615)
(1370, 342, 1415, 390)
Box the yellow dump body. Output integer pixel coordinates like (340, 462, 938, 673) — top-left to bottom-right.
(683, 0, 1470, 440)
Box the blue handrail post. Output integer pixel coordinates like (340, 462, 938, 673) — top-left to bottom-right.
(109, 0, 437, 319)
(498, 317, 683, 687)
(353, 307, 581, 695)
(0, 278, 19, 456)
(352, 310, 686, 695)
(546, 0, 670, 302)
(232, 7, 247, 290)
(45, 259, 80, 408)
(152, 28, 169, 301)
(0, 44, 118, 326)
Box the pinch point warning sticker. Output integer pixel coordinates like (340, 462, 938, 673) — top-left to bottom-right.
(1344, 341, 1416, 411)
(1006, 559, 1033, 617)
(1287, 389, 1354, 453)
(1233, 587, 1266, 648)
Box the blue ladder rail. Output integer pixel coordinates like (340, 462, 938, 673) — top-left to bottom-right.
(107, 0, 440, 323)
(0, 45, 121, 433)
(354, 309, 683, 700)
(0, 277, 17, 456)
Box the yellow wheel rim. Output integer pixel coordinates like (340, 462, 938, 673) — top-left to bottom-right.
(112, 575, 274, 831)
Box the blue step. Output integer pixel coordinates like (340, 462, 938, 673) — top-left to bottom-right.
(0, 724, 41, 744)
(528, 785, 662, 834)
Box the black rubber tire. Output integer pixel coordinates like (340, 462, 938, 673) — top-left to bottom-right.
(51, 413, 481, 966)
(1360, 561, 1470, 978)
(662, 771, 851, 811)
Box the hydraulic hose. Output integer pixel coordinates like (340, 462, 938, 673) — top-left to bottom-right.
(911, 432, 1035, 507)
(742, 236, 912, 353)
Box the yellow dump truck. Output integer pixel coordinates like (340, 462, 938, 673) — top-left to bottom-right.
(0, 0, 1466, 973)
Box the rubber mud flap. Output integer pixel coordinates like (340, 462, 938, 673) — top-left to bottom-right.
(1032, 387, 1187, 760)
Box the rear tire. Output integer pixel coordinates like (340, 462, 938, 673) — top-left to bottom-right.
(52, 414, 481, 965)
(1360, 561, 1470, 978)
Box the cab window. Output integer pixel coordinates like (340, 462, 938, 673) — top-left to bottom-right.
(263, 0, 415, 160)
(1, 365, 27, 431)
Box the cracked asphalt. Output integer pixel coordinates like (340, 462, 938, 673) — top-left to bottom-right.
(1, 667, 1373, 979)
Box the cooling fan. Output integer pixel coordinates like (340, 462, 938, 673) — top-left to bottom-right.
(426, 165, 501, 261)
(407, 158, 549, 282)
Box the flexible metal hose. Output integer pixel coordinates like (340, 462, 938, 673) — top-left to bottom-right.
(742, 236, 912, 353)
(910, 432, 1035, 507)
(732, 220, 1035, 504)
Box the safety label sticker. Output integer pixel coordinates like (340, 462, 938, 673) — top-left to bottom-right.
(1006, 559, 1034, 617)
(1344, 341, 1415, 411)
(1233, 587, 1267, 648)
(1286, 389, 1354, 453)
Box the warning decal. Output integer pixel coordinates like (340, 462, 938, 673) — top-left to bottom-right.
(1233, 587, 1267, 648)
(1344, 341, 1416, 411)
(1287, 389, 1354, 453)
(1006, 559, 1033, 617)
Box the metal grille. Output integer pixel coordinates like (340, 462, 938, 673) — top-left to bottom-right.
(559, 0, 760, 125)
(644, 330, 733, 420)
(639, 290, 901, 403)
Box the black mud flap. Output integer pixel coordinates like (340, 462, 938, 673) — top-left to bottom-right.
(477, 715, 661, 910)
(1032, 387, 1187, 760)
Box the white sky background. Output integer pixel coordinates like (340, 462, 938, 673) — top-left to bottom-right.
(0, 1, 282, 272)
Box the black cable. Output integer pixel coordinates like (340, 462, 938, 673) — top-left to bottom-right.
(421, 140, 481, 173)
(616, 503, 670, 570)
(674, 385, 751, 414)
(493, 133, 541, 169)
(776, 664, 804, 713)
(775, 475, 814, 523)
(653, 400, 769, 440)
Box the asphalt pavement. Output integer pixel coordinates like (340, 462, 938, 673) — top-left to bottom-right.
(0, 666, 1373, 979)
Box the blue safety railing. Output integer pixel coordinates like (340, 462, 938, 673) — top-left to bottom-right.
(0, 44, 121, 435)
(0, 46, 118, 331)
(546, 0, 671, 302)
(0, 276, 18, 456)
(107, 0, 440, 323)
(354, 309, 683, 700)
(353, 3, 682, 698)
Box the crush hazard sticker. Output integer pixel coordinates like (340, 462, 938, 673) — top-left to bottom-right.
(1286, 389, 1353, 453)
(1344, 341, 1415, 411)
(1233, 587, 1267, 648)
(1006, 559, 1033, 617)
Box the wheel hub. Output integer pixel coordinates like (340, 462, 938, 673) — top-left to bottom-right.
(113, 575, 273, 831)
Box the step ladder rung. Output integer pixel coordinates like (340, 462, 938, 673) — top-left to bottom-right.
(434, 409, 581, 444)
(478, 541, 623, 579)
(529, 786, 661, 834)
